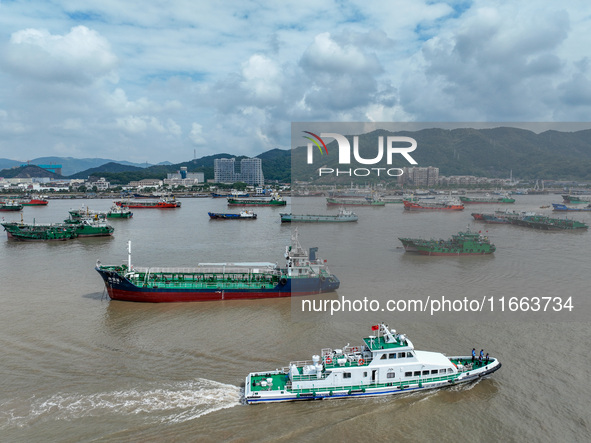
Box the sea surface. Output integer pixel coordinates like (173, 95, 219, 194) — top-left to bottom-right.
(0, 195, 589, 442)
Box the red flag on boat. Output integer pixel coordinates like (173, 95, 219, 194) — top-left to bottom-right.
(371, 325, 379, 331)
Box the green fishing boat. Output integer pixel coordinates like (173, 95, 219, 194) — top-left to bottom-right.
(107, 205, 133, 218)
(280, 207, 358, 223)
(0, 201, 23, 211)
(510, 215, 588, 230)
(69, 206, 107, 220)
(227, 191, 286, 207)
(399, 230, 495, 255)
(1, 221, 78, 241)
(459, 194, 515, 204)
(326, 197, 385, 206)
(64, 218, 114, 237)
(562, 195, 591, 204)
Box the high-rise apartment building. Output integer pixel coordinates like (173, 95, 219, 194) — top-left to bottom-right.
(214, 157, 264, 185)
(398, 166, 439, 187)
(214, 158, 238, 183)
(240, 158, 264, 186)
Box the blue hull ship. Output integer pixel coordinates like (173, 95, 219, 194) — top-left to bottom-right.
(96, 231, 339, 302)
(552, 203, 591, 212)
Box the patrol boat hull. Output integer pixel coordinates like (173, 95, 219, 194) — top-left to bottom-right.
(245, 323, 501, 403)
(245, 360, 501, 403)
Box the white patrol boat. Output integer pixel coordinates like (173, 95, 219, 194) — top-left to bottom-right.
(244, 323, 501, 403)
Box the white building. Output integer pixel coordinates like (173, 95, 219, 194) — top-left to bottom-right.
(165, 167, 204, 187)
(398, 166, 439, 187)
(94, 177, 110, 191)
(214, 157, 264, 186)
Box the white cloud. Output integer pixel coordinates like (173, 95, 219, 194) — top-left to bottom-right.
(400, 4, 581, 120)
(167, 119, 182, 137)
(189, 123, 206, 145)
(241, 54, 282, 104)
(300, 32, 382, 74)
(4, 26, 117, 85)
(116, 115, 148, 133)
(0, 1, 590, 163)
(60, 118, 83, 130)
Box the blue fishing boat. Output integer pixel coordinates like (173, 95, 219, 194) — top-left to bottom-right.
(552, 203, 591, 212)
(208, 210, 257, 219)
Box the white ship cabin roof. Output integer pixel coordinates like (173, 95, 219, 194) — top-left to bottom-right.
(363, 335, 413, 352)
(363, 325, 414, 354)
(413, 350, 453, 367)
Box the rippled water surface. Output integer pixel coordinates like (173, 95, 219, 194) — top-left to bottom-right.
(1, 196, 589, 441)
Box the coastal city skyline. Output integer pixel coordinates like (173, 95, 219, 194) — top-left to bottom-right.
(1, 2, 591, 164)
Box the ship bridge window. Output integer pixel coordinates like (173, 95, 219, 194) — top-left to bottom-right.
(380, 354, 387, 360)
(388, 353, 397, 359)
(343, 372, 352, 379)
(387, 373, 396, 379)
(407, 352, 414, 358)
(422, 370, 429, 376)
(447, 368, 453, 373)
(431, 370, 438, 375)
(439, 369, 446, 374)
(398, 352, 406, 358)
(405, 371, 412, 377)
(413, 371, 421, 377)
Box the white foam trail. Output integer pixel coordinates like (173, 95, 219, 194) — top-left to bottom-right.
(450, 378, 482, 392)
(1, 379, 241, 428)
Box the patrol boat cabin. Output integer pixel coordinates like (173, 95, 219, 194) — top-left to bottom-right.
(245, 323, 501, 403)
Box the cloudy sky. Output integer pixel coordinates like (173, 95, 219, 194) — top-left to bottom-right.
(1, 1, 590, 164)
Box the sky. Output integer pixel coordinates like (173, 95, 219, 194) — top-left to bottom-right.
(1, 0, 591, 164)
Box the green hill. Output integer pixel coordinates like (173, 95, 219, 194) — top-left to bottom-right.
(292, 127, 591, 182)
(3, 127, 591, 185)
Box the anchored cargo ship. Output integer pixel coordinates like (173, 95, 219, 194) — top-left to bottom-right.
(399, 230, 495, 255)
(227, 192, 286, 207)
(280, 208, 358, 223)
(403, 200, 464, 211)
(95, 230, 339, 302)
(472, 211, 588, 230)
(1, 221, 78, 241)
(459, 194, 515, 204)
(115, 199, 181, 208)
(0, 201, 23, 211)
(326, 197, 385, 207)
(208, 210, 257, 219)
(107, 205, 133, 218)
(64, 218, 115, 237)
(69, 206, 107, 220)
(510, 214, 588, 230)
(20, 197, 48, 206)
(244, 323, 501, 403)
(552, 203, 591, 212)
(471, 211, 514, 224)
(562, 195, 591, 204)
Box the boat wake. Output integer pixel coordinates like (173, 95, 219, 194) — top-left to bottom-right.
(1, 378, 241, 428)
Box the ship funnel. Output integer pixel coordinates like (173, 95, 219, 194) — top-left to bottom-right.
(309, 247, 318, 261)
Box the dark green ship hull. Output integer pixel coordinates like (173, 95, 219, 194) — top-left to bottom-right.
(399, 231, 496, 255)
(1, 222, 78, 241)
